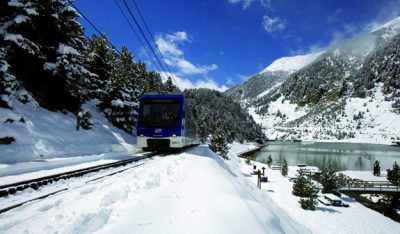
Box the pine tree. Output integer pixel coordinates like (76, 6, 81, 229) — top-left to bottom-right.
(281, 158, 288, 176)
(103, 46, 139, 133)
(86, 34, 118, 100)
(373, 160, 381, 176)
(1, 0, 95, 110)
(266, 154, 273, 168)
(299, 197, 317, 211)
(164, 76, 178, 93)
(292, 170, 319, 197)
(198, 114, 209, 143)
(387, 162, 400, 185)
(145, 71, 163, 94)
(320, 162, 340, 193)
(210, 127, 230, 159)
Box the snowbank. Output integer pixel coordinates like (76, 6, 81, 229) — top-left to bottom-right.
(0, 146, 309, 234)
(0, 99, 136, 164)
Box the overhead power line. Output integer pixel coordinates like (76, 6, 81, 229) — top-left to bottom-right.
(120, 0, 167, 73)
(113, 0, 164, 74)
(130, 0, 179, 87)
(70, 2, 121, 54)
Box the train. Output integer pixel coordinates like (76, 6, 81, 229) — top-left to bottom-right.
(136, 94, 199, 151)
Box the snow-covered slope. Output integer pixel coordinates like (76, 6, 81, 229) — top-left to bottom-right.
(0, 146, 309, 234)
(0, 98, 136, 164)
(227, 16, 400, 144)
(261, 52, 323, 74)
(371, 16, 400, 33)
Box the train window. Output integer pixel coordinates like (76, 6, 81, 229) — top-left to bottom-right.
(139, 98, 181, 127)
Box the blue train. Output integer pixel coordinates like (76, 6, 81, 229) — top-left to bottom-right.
(136, 94, 199, 151)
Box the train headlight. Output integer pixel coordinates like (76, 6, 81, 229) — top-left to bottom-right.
(172, 134, 177, 138)
(140, 134, 144, 137)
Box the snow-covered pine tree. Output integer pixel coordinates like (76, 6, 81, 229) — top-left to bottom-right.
(281, 158, 288, 176)
(320, 162, 340, 193)
(210, 127, 230, 159)
(1, 0, 95, 110)
(164, 76, 178, 93)
(0, 47, 19, 108)
(292, 170, 319, 197)
(373, 160, 381, 176)
(387, 162, 400, 185)
(50, 2, 97, 107)
(86, 34, 118, 100)
(103, 46, 139, 133)
(145, 71, 163, 94)
(198, 113, 209, 143)
(1, 0, 38, 107)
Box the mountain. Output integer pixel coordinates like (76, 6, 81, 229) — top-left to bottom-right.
(227, 16, 400, 144)
(226, 52, 322, 107)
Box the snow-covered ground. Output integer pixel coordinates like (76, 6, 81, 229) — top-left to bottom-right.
(1, 97, 399, 233)
(1, 141, 399, 233)
(240, 159, 399, 234)
(260, 52, 323, 74)
(0, 146, 309, 234)
(0, 98, 136, 164)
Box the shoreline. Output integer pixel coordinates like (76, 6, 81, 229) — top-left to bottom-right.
(266, 138, 399, 147)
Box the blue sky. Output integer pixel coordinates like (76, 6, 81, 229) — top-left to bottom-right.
(74, 0, 400, 91)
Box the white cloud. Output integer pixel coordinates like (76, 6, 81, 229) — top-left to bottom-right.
(160, 72, 228, 92)
(155, 31, 218, 76)
(226, 77, 235, 86)
(176, 59, 218, 75)
(228, 0, 270, 10)
(262, 15, 286, 33)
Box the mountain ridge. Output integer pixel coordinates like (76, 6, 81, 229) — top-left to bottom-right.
(227, 16, 400, 144)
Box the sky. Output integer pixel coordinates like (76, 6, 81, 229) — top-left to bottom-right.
(73, 0, 400, 91)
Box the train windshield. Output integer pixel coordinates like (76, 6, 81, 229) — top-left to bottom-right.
(139, 98, 181, 127)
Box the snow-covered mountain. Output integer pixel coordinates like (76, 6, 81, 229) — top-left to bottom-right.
(227, 16, 400, 144)
(260, 52, 323, 74)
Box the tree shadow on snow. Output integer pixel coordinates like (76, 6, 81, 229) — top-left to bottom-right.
(317, 207, 342, 213)
(241, 173, 252, 177)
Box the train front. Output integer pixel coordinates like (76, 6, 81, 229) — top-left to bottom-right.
(137, 94, 185, 151)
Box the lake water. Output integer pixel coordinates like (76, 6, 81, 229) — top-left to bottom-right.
(253, 142, 400, 171)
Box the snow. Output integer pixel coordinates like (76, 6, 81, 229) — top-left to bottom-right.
(111, 99, 124, 108)
(249, 96, 308, 139)
(1, 98, 399, 233)
(57, 43, 80, 56)
(8, 0, 24, 7)
(261, 52, 323, 74)
(339, 170, 388, 182)
(25, 8, 38, 16)
(4, 33, 23, 44)
(0, 146, 308, 234)
(14, 15, 28, 24)
(241, 159, 400, 234)
(0, 98, 136, 163)
(372, 16, 400, 33)
(249, 84, 400, 144)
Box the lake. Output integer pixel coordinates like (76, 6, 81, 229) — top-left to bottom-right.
(253, 141, 400, 171)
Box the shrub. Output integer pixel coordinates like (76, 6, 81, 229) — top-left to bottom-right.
(299, 198, 317, 210)
(77, 111, 93, 130)
(0, 136, 15, 144)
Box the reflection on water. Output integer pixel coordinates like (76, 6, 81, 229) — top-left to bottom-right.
(254, 142, 400, 171)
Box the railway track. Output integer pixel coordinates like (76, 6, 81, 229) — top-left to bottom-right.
(0, 152, 162, 214)
(0, 152, 158, 198)
(0, 146, 197, 214)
